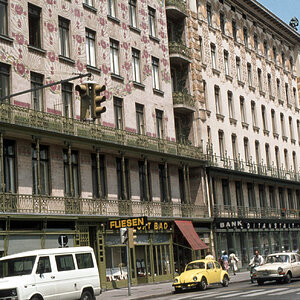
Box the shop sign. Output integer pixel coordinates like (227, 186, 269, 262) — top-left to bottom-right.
(217, 220, 300, 230)
(108, 217, 147, 229)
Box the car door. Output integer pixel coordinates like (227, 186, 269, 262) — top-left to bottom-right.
(214, 261, 223, 283)
(294, 254, 300, 277)
(206, 262, 218, 284)
(34, 256, 58, 300)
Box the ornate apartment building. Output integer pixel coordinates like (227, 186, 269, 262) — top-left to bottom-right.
(167, 0, 300, 268)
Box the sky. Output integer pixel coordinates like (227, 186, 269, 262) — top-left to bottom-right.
(257, 0, 300, 28)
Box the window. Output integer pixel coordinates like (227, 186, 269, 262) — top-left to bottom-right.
(231, 134, 237, 160)
(59, 17, 70, 58)
(75, 253, 94, 269)
(288, 189, 294, 210)
(139, 160, 152, 201)
(207, 4, 212, 26)
(251, 101, 257, 127)
(108, 0, 116, 18)
(271, 109, 277, 134)
(220, 12, 225, 34)
(279, 187, 285, 209)
(86, 29, 96, 67)
(159, 163, 170, 202)
(284, 149, 289, 170)
(148, 7, 156, 37)
(244, 137, 249, 163)
(55, 255, 75, 272)
(280, 113, 286, 137)
(292, 151, 297, 172)
(276, 78, 281, 100)
(152, 57, 160, 90)
(199, 37, 203, 62)
(263, 40, 268, 57)
(297, 120, 300, 141)
(273, 46, 277, 63)
(63, 149, 80, 197)
(132, 48, 140, 83)
(265, 143, 270, 168)
(243, 27, 248, 47)
(222, 179, 230, 206)
(236, 57, 241, 81)
(232, 20, 237, 41)
(275, 146, 280, 169)
(110, 39, 120, 75)
(227, 91, 234, 119)
(0, 63, 10, 102)
(31, 72, 43, 111)
(91, 153, 106, 199)
(285, 83, 289, 105)
(269, 187, 276, 208)
(247, 183, 256, 208)
(290, 57, 294, 72)
(255, 140, 260, 165)
(235, 181, 243, 206)
(211, 43, 216, 69)
(136, 103, 145, 135)
(240, 97, 246, 123)
(37, 257, 51, 274)
(28, 4, 41, 48)
(156, 109, 164, 139)
(32, 144, 49, 195)
(116, 157, 130, 200)
(281, 52, 285, 68)
(1, 140, 16, 193)
(254, 34, 258, 53)
(84, 0, 93, 6)
(218, 130, 225, 158)
(261, 105, 267, 131)
(267, 73, 272, 96)
(224, 50, 229, 76)
(293, 88, 297, 108)
(0, 0, 8, 36)
(62, 83, 73, 118)
(207, 125, 211, 145)
(257, 68, 262, 92)
(114, 97, 123, 130)
(129, 0, 137, 28)
(289, 117, 294, 140)
(247, 63, 252, 87)
(214, 85, 221, 114)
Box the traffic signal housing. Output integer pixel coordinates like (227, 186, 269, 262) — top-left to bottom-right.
(120, 228, 128, 244)
(128, 228, 137, 248)
(75, 83, 90, 121)
(92, 84, 106, 119)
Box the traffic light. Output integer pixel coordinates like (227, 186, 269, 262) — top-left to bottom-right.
(120, 228, 128, 244)
(92, 84, 106, 119)
(128, 228, 137, 248)
(75, 84, 90, 121)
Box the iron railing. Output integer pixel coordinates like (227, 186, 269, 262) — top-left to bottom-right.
(169, 41, 191, 59)
(173, 91, 195, 108)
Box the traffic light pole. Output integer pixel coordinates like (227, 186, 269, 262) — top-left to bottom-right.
(0, 73, 91, 102)
(126, 232, 131, 296)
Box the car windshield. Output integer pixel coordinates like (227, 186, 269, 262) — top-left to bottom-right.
(186, 262, 205, 271)
(0, 256, 36, 278)
(266, 255, 290, 263)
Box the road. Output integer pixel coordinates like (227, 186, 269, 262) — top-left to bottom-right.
(157, 280, 300, 300)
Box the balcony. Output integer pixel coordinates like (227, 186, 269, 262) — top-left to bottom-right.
(173, 91, 196, 113)
(206, 150, 300, 183)
(0, 103, 204, 161)
(213, 205, 299, 220)
(165, 0, 187, 18)
(169, 41, 192, 64)
(0, 193, 210, 219)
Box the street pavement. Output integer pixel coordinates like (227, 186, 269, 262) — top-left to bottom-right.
(97, 271, 250, 300)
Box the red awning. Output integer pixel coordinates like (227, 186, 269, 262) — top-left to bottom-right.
(175, 220, 209, 250)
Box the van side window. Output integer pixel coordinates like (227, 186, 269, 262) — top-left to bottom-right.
(36, 256, 52, 273)
(75, 253, 94, 269)
(55, 254, 75, 271)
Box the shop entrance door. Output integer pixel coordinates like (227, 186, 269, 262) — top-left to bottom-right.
(135, 245, 150, 284)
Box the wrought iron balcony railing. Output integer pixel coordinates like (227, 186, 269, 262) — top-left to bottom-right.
(0, 193, 210, 219)
(213, 205, 299, 220)
(165, 0, 187, 14)
(169, 41, 191, 59)
(0, 103, 204, 160)
(173, 91, 195, 109)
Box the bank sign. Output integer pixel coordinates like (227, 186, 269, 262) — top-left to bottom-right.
(217, 220, 300, 230)
(108, 217, 169, 231)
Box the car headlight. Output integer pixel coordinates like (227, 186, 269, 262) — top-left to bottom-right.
(193, 276, 198, 281)
(174, 278, 179, 283)
(278, 267, 283, 273)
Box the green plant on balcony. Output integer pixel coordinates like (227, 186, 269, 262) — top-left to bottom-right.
(165, 0, 187, 13)
(173, 89, 195, 108)
(169, 41, 191, 59)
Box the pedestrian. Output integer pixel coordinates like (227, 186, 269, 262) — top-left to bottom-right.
(221, 251, 229, 271)
(229, 251, 239, 275)
(205, 251, 214, 260)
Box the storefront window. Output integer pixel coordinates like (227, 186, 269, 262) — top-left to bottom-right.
(235, 232, 248, 267)
(105, 247, 127, 281)
(292, 231, 298, 251)
(282, 231, 290, 251)
(271, 231, 280, 252)
(248, 232, 259, 256)
(260, 232, 270, 256)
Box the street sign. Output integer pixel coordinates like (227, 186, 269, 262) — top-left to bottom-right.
(108, 217, 147, 230)
(58, 235, 68, 247)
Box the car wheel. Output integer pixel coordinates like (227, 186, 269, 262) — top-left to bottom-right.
(222, 275, 229, 287)
(257, 279, 264, 286)
(30, 296, 40, 300)
(81, 290, 93, 300)
(284, 272, 292, 284)
(199, 277, 207, 291)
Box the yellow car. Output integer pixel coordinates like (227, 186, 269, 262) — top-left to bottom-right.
(172, 259, 230, 292)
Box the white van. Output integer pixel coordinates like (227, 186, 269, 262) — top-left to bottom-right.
(0, 246, 101, 300)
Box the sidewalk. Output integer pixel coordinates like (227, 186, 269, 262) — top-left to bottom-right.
(98, 271, 250, 300)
